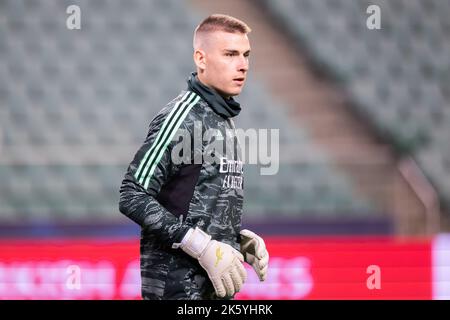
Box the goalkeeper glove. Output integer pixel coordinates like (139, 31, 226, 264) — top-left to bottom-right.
(240, 229, 269, 281)
(178, 227, 247, 298)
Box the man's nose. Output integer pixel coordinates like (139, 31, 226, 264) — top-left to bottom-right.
(237, 56, 249, 73)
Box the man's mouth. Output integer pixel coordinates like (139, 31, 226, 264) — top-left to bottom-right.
(233, 78, 245, 85)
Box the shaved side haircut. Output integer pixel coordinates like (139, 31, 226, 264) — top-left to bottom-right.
(193, 14, 251, 49)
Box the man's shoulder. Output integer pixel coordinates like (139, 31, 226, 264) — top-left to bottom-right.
(162, 90, 204, 116)
(148, 90, 204, 131)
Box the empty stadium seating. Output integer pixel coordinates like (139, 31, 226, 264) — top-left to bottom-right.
(0, 0, 382, 224)
(262, 0, 450, 211)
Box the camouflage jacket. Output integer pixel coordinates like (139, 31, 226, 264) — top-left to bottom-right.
(119, 73, 244, 299)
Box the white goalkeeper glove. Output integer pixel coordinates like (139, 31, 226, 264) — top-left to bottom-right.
(177, 227, 247, 298)
(240, 229, 269, 281)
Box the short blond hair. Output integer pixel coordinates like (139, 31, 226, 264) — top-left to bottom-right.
(193, 14, 251, 48)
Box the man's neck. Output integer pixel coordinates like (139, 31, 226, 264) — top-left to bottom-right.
(197, 72, 230, 99)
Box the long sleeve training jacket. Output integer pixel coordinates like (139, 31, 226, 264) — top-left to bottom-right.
(119, 72, 244, 299)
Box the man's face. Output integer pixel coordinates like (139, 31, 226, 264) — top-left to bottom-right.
(196, 31, 251, 98)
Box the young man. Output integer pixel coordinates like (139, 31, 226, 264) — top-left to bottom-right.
(119, 14, 269, 300)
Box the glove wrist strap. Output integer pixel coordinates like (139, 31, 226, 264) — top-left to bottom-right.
(179, 227, 211, 258)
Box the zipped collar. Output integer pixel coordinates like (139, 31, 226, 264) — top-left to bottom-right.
(186, 72, 241, 119)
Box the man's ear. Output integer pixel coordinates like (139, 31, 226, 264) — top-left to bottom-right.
(193, 49, 206, 71)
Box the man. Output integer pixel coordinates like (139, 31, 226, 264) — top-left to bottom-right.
(119, 14, 269, 300)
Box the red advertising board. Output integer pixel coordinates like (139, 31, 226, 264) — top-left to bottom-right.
(236, 237, 432, 300)
(0, 239, 140, 300)
(0, 236, 436, 300)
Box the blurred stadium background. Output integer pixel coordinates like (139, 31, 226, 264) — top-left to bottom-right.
(0, 0, 449, 299)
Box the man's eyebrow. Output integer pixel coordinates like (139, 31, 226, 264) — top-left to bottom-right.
(223, 49, 239, 54)
(222, 49, 251, 54)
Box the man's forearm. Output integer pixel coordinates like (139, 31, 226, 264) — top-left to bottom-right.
(119, 180, 191, 245)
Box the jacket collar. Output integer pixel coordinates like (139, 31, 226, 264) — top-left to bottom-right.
(187, 72, 241, 119)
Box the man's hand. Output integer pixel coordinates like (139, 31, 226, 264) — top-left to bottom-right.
(240, 229, 269, 281)
(179, 227, 247, 298)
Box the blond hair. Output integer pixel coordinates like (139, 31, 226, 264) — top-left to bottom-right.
(193, 14, 251, 48)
